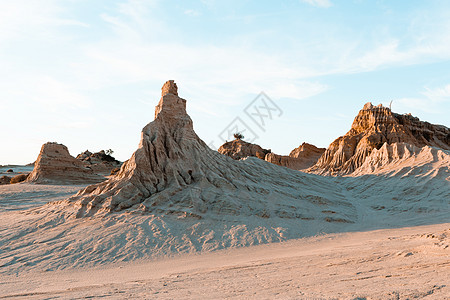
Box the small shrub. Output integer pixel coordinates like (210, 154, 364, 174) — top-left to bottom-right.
(10, 174, 28, 184)
(233, 133, 244, 140)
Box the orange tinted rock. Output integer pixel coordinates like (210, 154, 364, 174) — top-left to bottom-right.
(218, 139, 271, 160)
(309, 102, 450, 175)
(265, 143, 325, 171)
(27, 143, 104, 184)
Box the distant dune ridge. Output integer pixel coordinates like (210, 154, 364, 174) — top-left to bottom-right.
(0, 81, 449, 276)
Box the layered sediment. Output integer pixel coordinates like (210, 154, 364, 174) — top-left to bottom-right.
(309, 102, 450, 175)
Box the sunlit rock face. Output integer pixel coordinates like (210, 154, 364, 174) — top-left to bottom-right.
(349, 142, 450, 177)
(27, 142, 104, 184)
(265, 143, 325, 171)
(55, 80, 353, 229)
(218, 139, 271, 160)
(309, 102, 450, 175)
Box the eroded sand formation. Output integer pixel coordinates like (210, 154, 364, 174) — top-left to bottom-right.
(76, 150, 122, 175)
(218, 139, 271, 160)
(265, 143, 325, 171)
(56, 80, 352, 222)
(0, 81, 448, 279)
(26, 142, 104, 184)
(309, 102, 450, 175)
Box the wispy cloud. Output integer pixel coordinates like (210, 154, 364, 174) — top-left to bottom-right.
(393, 84, 450, 115)
(423, 84, 450, 102)
(2, 0, 450, 164)
(394, 97, 439, 114)
(0, 0, 88, 43)
(184, 9, 201, 17)
(300, 0, 332, 8)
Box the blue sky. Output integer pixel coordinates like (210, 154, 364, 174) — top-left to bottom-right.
(1, 0, 450, 164)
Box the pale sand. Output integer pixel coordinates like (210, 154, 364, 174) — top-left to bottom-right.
(0, 223, 448, 299)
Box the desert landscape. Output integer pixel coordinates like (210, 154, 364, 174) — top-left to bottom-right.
(0, 80, 449, 299)
(1, 1, 450, 299)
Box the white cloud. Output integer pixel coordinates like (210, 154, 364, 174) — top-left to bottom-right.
(300, 0, 332, 8)
(394, 97, 439, 114)
(2, 0, 450, 164)
(0, 0, 88, 43)
(392, 84, 450, 115)
(0, 74, 90, 110)
(423, 84, 450, 102)
(350, 39, 448, 73)
(264, 81, 328, 100)
(31, 76, 91, 109)
(184, 9, 201, 17)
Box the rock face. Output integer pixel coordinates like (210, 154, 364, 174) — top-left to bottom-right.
(309, 102, 450, 175)
(218, 139, 271, 160)
(0, 176, 11, 185)
(350, 142, 450, 177)
(57, 80, 353, 226)
(27, 143, 104, 184)
(76, 150, 122, 175)
(5, 82, 450, 274)
(265, 143, 325, 171)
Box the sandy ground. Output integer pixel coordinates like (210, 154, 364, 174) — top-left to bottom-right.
(0, 163, 448, 299)
(0, 183, 87, 212)
(0, 223, 448, 299)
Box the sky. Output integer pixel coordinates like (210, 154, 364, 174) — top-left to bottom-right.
(1, 0, 450, 165)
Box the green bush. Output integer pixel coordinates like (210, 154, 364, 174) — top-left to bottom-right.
(233, 133, 244, 140)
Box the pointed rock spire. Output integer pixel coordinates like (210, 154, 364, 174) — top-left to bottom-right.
(161, 80, 178, 96)
(154, 80, 187, 120)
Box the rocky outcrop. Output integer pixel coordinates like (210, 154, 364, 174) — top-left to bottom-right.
(10, 174, 29, 184)
(309, 102, 450, 175)
(218, 139, 271, 160)
(265, 143, 325, 171)
(27, 143, 105, 184)
(0, 176, 11, 185)
(76, 150, 122, 175)
(350, 142, 450, 178)
(54, 80, 353, 226)
(7, 82, 450, 274)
